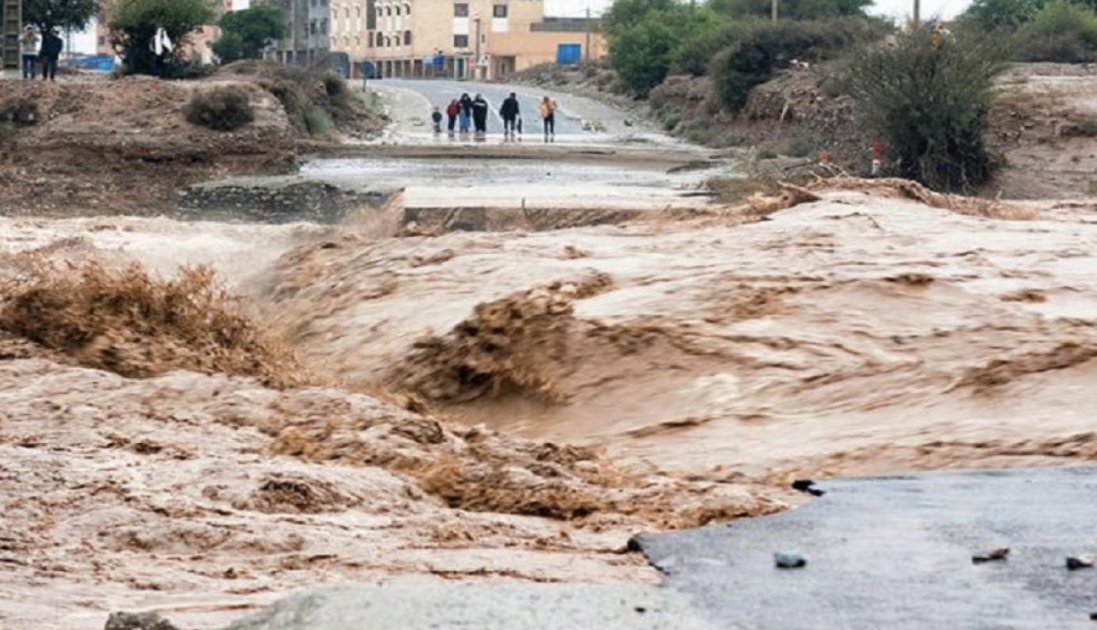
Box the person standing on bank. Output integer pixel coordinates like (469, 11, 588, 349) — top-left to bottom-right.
(150, 27, 173, 78)
(471, 93, 489, 135)
(499, 92, 520, 139)
(539, 96, 557, 141)
(20, 26, 39, 80)
(39, 29, 63, 82)
(445, 99, 459, 134)
(458, 93, 472, 134)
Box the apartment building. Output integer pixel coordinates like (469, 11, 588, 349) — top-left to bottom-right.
(329, 0, 603, 79)
(1, 0, 19, 69)
(260, 0, 332, 65)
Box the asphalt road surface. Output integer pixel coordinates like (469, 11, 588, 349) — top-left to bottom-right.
(380, 79, 598, 137)
(219, 466, 1097, 629)
(635, 465, 1097, 630)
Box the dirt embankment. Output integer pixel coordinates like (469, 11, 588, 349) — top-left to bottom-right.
(0, 63, 386, 218)
(524, 62, 1097, 199)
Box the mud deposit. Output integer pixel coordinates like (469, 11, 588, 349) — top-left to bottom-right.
(3, 186, 1097, 629)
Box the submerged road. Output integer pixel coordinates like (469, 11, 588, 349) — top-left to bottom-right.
(221, 466, 1097, 629)
(373, 78, 654, 141)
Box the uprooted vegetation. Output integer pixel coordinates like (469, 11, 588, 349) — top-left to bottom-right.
(388, 273, 614, 403)
(0, 261, 308, 388)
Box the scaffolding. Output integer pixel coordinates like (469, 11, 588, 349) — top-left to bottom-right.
(2, 0, 19, 70)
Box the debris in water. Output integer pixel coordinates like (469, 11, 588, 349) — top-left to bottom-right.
(774, 551, 807, 569)
(104, 611, 180, 630)
(1066, 554, 1094, 570)
(972, 548, 1010, 563)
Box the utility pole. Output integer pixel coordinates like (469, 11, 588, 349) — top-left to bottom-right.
(584, 6, 590, 63)
(771, 0, 777, 21)
(913, 0, 920, 25)
(473, 13, 481, 80)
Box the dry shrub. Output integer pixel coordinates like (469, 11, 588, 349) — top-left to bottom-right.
(184, 86, 255, 131)
(389, 273, 613, 403)
(0, 261, 306, 387)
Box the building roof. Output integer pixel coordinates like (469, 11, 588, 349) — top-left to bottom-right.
(530, 17, 597, 33)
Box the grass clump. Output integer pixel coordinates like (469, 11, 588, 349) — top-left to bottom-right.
(0, 261, 306, 388)
(184, 86, 255, 131)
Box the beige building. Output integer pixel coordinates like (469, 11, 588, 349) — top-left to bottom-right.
(329, 0, 603, 79)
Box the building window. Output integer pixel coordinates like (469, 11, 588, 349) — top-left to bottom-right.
(454, 3, 469, 16)
(385, 6, 391, 15)
(453, 34, 468, 47)
(404, 30, 411, 45)
(493, 4, 507, 17)
(404, 3, 411, 14)
(395, 5, 400, 15)
(355, 36, 361, 47)
(321, 18, 328, 34)
(309, 20, 317, 34)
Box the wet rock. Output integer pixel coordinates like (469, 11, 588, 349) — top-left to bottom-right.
(774, 551, 807, 569)
(791, 479, 825, 497)
(104, 611, 180, 630)
(972, 548, 1010, 563)
(1066, 554, 1094, 570)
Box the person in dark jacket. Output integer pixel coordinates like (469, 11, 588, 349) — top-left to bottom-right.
(445, 99, 459, 133)
(499, 92, 520, 139)
(39, 30, 62, 82)
(458, 93, 472, 133)
(471, 93, 489, 135)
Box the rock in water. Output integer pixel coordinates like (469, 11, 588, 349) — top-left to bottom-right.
(972, 548, 1010, 563)
(104, 611, 180, 630)
(774, 552, 807, 569)
(1066, 554, 1094, 570)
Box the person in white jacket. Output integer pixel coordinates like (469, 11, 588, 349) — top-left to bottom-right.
(150, 27, 173, 78)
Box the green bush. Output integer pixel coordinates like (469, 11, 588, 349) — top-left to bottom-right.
(670, 22, 749, 76)
(845, 30, 1005, 192)
(1015, 1, 1097, 62)
(658, 104, 683, 130)
(184, 87, 255, 131)
(712, 17, 890, 113)
(304, 107, 334, 135)
(710, 0, 873, 20)
(212, 4, 285, 63)
(1075, 118, 1097, 136)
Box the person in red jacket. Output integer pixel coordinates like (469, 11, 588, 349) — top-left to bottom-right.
(445, 99, 459, 134)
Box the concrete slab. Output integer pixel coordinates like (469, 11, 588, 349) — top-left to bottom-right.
(633, 465, 1097, 630)
(219, 581, 717, 630)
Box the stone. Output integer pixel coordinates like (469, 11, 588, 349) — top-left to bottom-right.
(774, 552, 807, 569)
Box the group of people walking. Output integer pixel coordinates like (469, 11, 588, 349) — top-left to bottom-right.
(432, 92, 559, 141)
(19, 25, 64, 81)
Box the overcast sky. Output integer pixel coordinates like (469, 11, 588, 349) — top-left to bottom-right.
(544, 0, 974, 20)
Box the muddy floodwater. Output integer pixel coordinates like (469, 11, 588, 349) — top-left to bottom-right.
(3, 82, 1097, 630)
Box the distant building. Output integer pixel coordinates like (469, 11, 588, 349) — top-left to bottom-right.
(1, 0, 20, 69)
(258, 0, 332, 66)
(329, 0, 604, 79)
